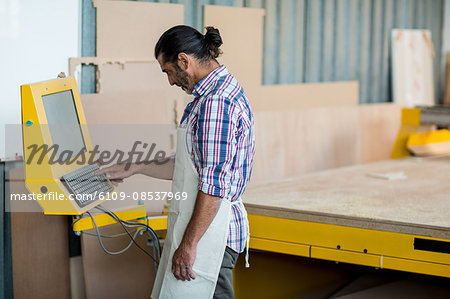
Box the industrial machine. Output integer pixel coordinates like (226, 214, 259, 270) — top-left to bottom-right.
(20, 75, 165, 261)
(233, 106, 450, 297)
(21, 76, 115, 214)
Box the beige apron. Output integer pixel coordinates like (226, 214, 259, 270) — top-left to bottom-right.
(151, 126, 243, 299)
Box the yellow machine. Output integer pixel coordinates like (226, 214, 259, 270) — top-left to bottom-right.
(21, 76, 152, 224)
(232, 107, 450, 297)
(21, 76, 110, 214)
(391, 106, 450, 159)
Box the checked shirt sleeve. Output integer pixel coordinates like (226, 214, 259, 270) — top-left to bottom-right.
(194, 95, 239, 198)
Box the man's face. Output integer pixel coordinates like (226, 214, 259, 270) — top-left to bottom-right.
(158, 55, 194, 95)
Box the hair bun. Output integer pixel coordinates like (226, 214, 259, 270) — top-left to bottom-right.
(204, 26, 223, 59)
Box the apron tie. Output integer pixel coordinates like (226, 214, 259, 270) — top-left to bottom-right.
(245, 233, 250, 268)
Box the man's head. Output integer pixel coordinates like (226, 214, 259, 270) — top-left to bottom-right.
(155, 25, 223, 94)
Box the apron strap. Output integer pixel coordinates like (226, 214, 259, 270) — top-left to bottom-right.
(224, 197, 250, 267)
(245, 234, 250, 268)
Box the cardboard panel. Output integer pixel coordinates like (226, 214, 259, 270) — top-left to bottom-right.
(203, 5, 359, 110)
(9, 168, 70, 299)
(81, 92, 176, 125)
(81, 223, 157, 299)
(444, 52, 450, 105)
(250, 103, 402, 185)
(391, 29, 435, 107)
(203, 5, 265, 101)
(78, 60, 192, 124)
(254, 81, 359, 111)
(96, 0, 184, 57)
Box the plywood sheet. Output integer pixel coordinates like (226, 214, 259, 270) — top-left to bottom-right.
(9, 168, 70, 299)
(98, 62, 185, 97)
(391, 29, 435, 107)
(79, 60, 191, 122)
(408, 141, 450, 156)
(250, 103, 402, 185)
(68, 57, 156, 77)
(96, 0, 184, 57)
(203, 5, 264, 100)
(81, 223, 156, 299)
(444, 52, 450, 105)
(203, 5, 359, 110)
(244, 155, 450, 238)
(254, 81, 359, 111)
(81, 92, 176, 125)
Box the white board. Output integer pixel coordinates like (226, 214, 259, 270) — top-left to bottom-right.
(391, 29, 434, 107)
(0, 0, 80, 159)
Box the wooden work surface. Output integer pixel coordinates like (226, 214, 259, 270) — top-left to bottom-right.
(243, 156, 450, 239)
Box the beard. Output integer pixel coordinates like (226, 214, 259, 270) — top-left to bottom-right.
(175, 64, 193, 95)
(181, 86, 193, 95)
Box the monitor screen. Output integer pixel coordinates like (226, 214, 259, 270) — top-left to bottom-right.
(42, 90, 86, 162)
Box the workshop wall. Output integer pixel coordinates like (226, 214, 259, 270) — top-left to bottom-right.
(81, 0, 446, 103)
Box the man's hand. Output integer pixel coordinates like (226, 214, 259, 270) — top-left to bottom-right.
(170, 191, 221, 281)
(95, 162, 137, 186)
(172, 241, 196, 281)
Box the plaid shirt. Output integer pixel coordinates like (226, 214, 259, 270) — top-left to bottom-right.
(179, 65, 255, 253)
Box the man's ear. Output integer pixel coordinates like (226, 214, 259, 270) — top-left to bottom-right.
(177, 52, 190, 70)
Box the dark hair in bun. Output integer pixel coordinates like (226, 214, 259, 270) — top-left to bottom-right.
(155, 25, 223, 63)
(204, 26, 223, 59)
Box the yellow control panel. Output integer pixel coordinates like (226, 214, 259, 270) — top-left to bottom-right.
(21, 77, 116, 215)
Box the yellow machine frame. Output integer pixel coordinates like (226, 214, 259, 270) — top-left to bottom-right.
(247, 215, 449, 278)
(391, 107, 450, 159)
(21, 77, 167, 236)
(21, 77, 116, 215)
(71, 205, 168, 233)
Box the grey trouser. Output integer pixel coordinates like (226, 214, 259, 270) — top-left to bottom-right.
(213, 246, 239, 299)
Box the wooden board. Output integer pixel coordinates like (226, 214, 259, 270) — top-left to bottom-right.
(203, 5, 359, 110)
(254, 81, 359, 111)
(79, 60, 191, 124)
(9, 168, 70, 299)
(444, 52, 450, 105)
(96, 0, 184, 58)
(250, 103, 402, 185)
(68, 57, 156, 77)
(97, 62, 182, 96)
(391, 29, 435, 107)
(203, 5, 265, 101)
(81, 223, 156, 299)
(408, 141, 450, 156)
(81, 92, 176, 125)
(244, 155, 450, 239)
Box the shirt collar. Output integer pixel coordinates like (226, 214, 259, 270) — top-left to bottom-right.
(192, 65, 228, 98)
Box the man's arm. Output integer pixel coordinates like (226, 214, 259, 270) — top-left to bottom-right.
(135, 158, 175, 180)
(95, 158, 175, 183)
(171, 191, 221, 281)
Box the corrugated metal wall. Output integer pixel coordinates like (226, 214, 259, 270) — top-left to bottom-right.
(82, 0, 445, 103)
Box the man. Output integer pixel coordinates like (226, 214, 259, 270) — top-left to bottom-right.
(98, 25, 254, 298)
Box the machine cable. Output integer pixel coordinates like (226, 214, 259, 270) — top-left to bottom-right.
(71, 205, 162, 274)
